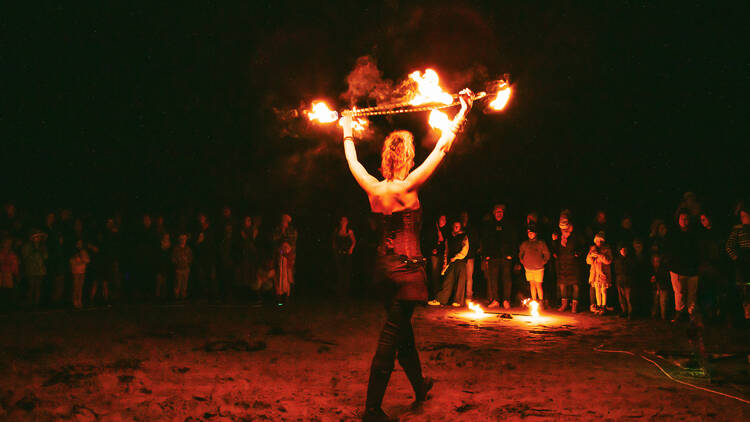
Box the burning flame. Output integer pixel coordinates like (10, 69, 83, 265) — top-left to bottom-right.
(428, 109, 452, 132)
(467, 300, 486, 318)
(408, 69, 454, 106)
(522, 298, 540, 318)
(489, 82, 512, 111)
(338, 107, 369, 133)
(307, 101, 338, 123)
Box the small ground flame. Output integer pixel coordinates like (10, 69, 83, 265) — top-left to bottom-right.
(467, 300, 486, 318)
(522, 298, 540, 318)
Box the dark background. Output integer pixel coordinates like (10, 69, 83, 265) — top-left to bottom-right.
(3, 1, 748, 231)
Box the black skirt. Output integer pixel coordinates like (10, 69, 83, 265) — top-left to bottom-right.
(374, 254, 428, 302)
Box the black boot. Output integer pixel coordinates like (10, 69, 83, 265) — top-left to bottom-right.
(415, 377, 434, 402)
(362, 407, 396, 422)
(364, 365, 392, 420)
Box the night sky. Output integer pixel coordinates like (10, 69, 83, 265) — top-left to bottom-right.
(4, 1, 749, 225)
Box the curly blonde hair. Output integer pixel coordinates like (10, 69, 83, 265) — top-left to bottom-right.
(380, 130, 415, 180)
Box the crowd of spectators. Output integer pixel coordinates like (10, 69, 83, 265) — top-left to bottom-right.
(424, 193, 750, 324)
(0, 203, 297, 311)
(1, 192, 749, 325)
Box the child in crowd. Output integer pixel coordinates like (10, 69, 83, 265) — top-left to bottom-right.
(155, 232, 171, 300)
(650, 254, 671, 320)
(587, 231, 613, 315)
(614, 242, 637, 319)
(0, 238, 19, 311)
(519, 225, 550, 306)
(255, 257, 277, 304)
(171, 233, 192, 300)
(70, 239, 90, 309)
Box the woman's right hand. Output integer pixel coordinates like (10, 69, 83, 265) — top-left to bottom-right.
(340, 112, 353, 139)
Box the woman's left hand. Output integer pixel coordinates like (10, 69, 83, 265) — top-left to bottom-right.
(458, 88, 474, 112)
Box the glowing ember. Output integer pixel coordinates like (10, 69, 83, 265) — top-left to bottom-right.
(428, 109, 452, 132)
(522, 298, 540, 318)
(489, 82, 512, 111)
(467, 300, 486, 318)
(307, 101, 338, 123)
(408, 69, 454, 106)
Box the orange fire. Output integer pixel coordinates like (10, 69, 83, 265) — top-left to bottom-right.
(408, 69, 454, 106)
(306, 101, 338, 123)
(428, 109, 452, 132)
(467, 300, 486, 318)
(522, 298, 540, 318)
(489, 82, 512, 111)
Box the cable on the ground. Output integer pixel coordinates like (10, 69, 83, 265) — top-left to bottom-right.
(594, 344, 750, 405)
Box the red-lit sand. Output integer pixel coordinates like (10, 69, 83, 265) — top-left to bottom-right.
(0, 300, 748, 421)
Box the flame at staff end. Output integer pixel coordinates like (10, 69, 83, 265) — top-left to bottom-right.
(306, 101, 338, 123)
(489, 81, 512, 111)
(409, 69, 454, 106)
(428, 109, 452, 132)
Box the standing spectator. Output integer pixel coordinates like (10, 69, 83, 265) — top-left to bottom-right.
(481, 204, 517, 309)
(255, 257, 277, 303)
(430, 220, 468, 307)
(726, 208, 750, 320)
(172, 233, 193, 300)
(664, 210, 700, 322)
(194, 213, 217, 300)
(425, 214, 449, 301)
(553, 217, 584, 313)
(585, 210, 610, 242)
(698, 213, 725, 319)
(587, 231, 613, 315)
(70, 239, 90, 309)
(239, 216, 258, 295)
(617, 215, 636, 247)
(155, 232, 171, 300)
(614, 243, 637, 319)
(586, 211, 610, 308)
(649, 219, 668, 255)
(332, 216, 356, 297)
(217, 222, 237, 302)
(650, 254, 671, 320)
(97, 218, 122, 303)
(22, 229, 48, 307)
(272, 214, 297, 303)
(632, 238, 651, 316)
(134, 214, 158, 301)
(459, 211, 478, 301)
(519, 225, 550, 305)
(0, 237, 19, 311)
(44, 212, 66, 306)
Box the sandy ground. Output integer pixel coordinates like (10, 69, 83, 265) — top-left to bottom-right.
(0, 299, 748, 421)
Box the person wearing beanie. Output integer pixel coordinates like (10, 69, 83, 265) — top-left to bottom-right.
(664, 209, 700, 322)
(587, 231, 613, 315)
(519, 225, 550, 305)
(21, 229, 48, 307)
(553, 217, 585, 313)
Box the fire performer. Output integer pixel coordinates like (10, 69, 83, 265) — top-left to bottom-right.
(340, 89, 473, 422)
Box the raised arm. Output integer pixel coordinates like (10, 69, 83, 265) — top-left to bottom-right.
(404, 89, 474, 192)
(341, 113, 379, 193)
